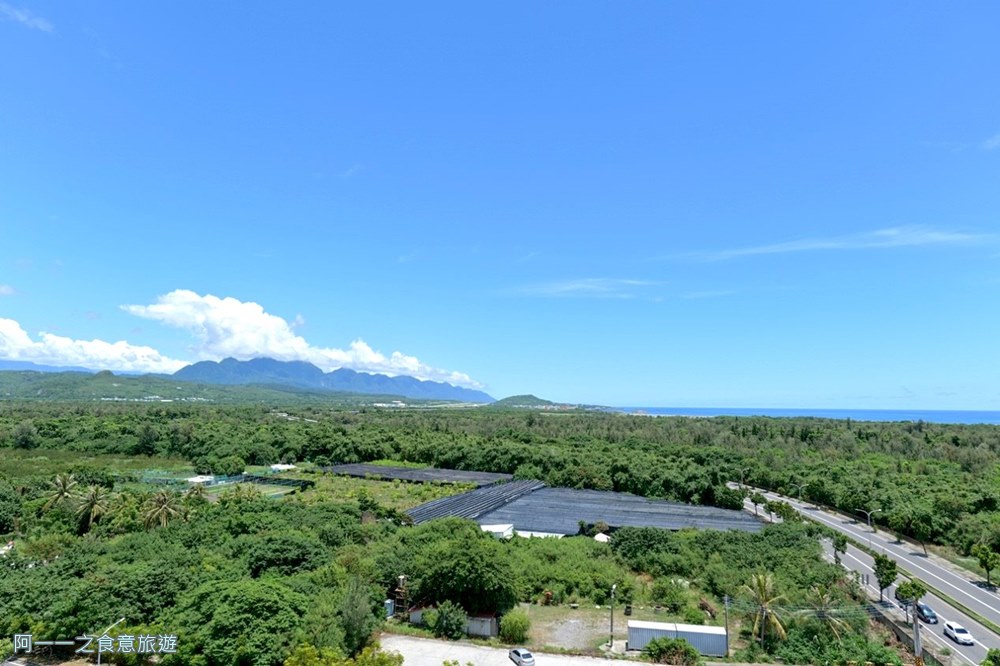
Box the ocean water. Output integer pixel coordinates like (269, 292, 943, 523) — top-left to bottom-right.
(616, 407, 1000, 425)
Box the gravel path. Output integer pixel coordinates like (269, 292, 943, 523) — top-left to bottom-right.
(379, 635, 621, 666)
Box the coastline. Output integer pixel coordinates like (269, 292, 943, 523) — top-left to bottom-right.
(613, 406, 1000, 425)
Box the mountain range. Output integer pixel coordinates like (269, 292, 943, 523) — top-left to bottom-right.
(172, 357, 495, 402)
(0, 357, 495, 403)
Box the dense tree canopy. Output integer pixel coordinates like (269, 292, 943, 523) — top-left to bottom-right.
(0, 401, 978, 664)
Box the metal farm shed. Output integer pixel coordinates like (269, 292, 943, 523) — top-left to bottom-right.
(627, 620, 728, 656)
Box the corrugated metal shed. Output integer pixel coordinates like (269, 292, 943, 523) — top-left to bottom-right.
(627, 620, 727, 656)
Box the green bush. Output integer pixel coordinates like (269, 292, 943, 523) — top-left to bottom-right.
(681, 606, 705, 625)
(651, 578, 686, 612)
(499, 608, 530, 643)
(429, 600, 467, 640)
(644, 637, 700, 666)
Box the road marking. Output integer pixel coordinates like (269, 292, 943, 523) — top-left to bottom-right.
(837, 551, 979, 665)
(757, 490, 1000, 620)
(746, 487, 990, 664)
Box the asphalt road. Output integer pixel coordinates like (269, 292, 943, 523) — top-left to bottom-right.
(738, 487, 1000, 665)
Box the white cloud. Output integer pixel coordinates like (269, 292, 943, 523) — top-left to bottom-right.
(515, 278, 659, 299)
(122, 289, 482, 388)
(0, 2, 52, 31)
(694, 226, 993, 261)
(0, 284, 15, 296)
(0, 318, 186, 373)
(984, 133, 1000, 151)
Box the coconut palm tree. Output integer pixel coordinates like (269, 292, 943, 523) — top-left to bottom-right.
(143, 490, 183, 529)
(219, 483, 261, 506)
(75, 485, 111, 532)
(742, 572, 787, 648)
(184, 483, 208, 503)
(42, 473, 78, 511)
(801, 585, 851, 641)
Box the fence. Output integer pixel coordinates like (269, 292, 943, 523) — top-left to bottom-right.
(141, 472, 313, 491)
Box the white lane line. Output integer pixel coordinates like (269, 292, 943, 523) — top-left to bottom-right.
(770, 493, 1000, 619)
(838, 552, 979, 666)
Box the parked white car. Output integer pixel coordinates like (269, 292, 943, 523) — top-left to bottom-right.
(944, 621, 974, 645)
(509, 647, 536, 666)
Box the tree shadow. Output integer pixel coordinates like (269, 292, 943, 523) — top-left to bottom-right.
(973, 581, 997, 592)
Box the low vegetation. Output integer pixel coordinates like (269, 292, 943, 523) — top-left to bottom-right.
(3, 401, 987, 664)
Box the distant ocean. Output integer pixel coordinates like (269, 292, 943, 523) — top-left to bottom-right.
(616, 407, 1000, 425)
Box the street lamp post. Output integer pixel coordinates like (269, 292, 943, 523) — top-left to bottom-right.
(856, 508, 882, 550)
(792, 483, 808, 505)
(96, 617, 125, 666)
(740, 468, 751, 489)
(610, 584, 617, 651)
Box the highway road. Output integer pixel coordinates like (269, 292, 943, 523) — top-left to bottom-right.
(738, 487, 1000, 665)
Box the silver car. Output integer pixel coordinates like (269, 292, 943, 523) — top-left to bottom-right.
(944, 621, 974, 645)
(509, 647, 536, 666)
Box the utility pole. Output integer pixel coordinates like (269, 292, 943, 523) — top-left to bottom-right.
(609, 584, 617, 651)
(913, 610, 922, 661)
(724, 595, 730, 657)
(740, 468, 751, 489)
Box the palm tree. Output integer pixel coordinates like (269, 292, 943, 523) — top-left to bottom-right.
(75, 485, 111, 532)
(43, 473, 78, 511)
(143, 490, 182, 529)
(801, 585, 851, 641)
(742, 572, 787, 648)
(219, 483, 261, 506)
(184, 483, 208, 503)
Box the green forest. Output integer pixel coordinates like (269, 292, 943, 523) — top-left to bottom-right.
(2, 401, 999, 665)
(4, 402, 999, 553)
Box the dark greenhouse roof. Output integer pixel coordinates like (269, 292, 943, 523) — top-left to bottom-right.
(407, 479, 545, 524)
(474, 487, 763, 535)
(321, 463, 513, 486)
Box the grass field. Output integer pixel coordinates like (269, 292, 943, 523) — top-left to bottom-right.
(0, 449, 190, 480)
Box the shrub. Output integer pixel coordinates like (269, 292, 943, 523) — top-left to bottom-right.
(430, 600, 467, 640)
(681, 605, 705, 625)
(651, 578, 686, 612)
(499, 608, 530, 643)
(644, 637, 700, 666)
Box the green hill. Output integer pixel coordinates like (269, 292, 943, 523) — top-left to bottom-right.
(0, 370, 429, 406)
(489, 394, 557, 408)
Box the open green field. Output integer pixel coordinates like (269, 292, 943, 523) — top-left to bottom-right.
(1, 448, 191, 480)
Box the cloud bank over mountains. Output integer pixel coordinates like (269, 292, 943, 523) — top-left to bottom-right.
(0, 289, 482, 388)
(0, 317, 185, 374)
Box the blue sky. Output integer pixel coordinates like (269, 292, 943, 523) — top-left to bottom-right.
(2, 3, 999, 408)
